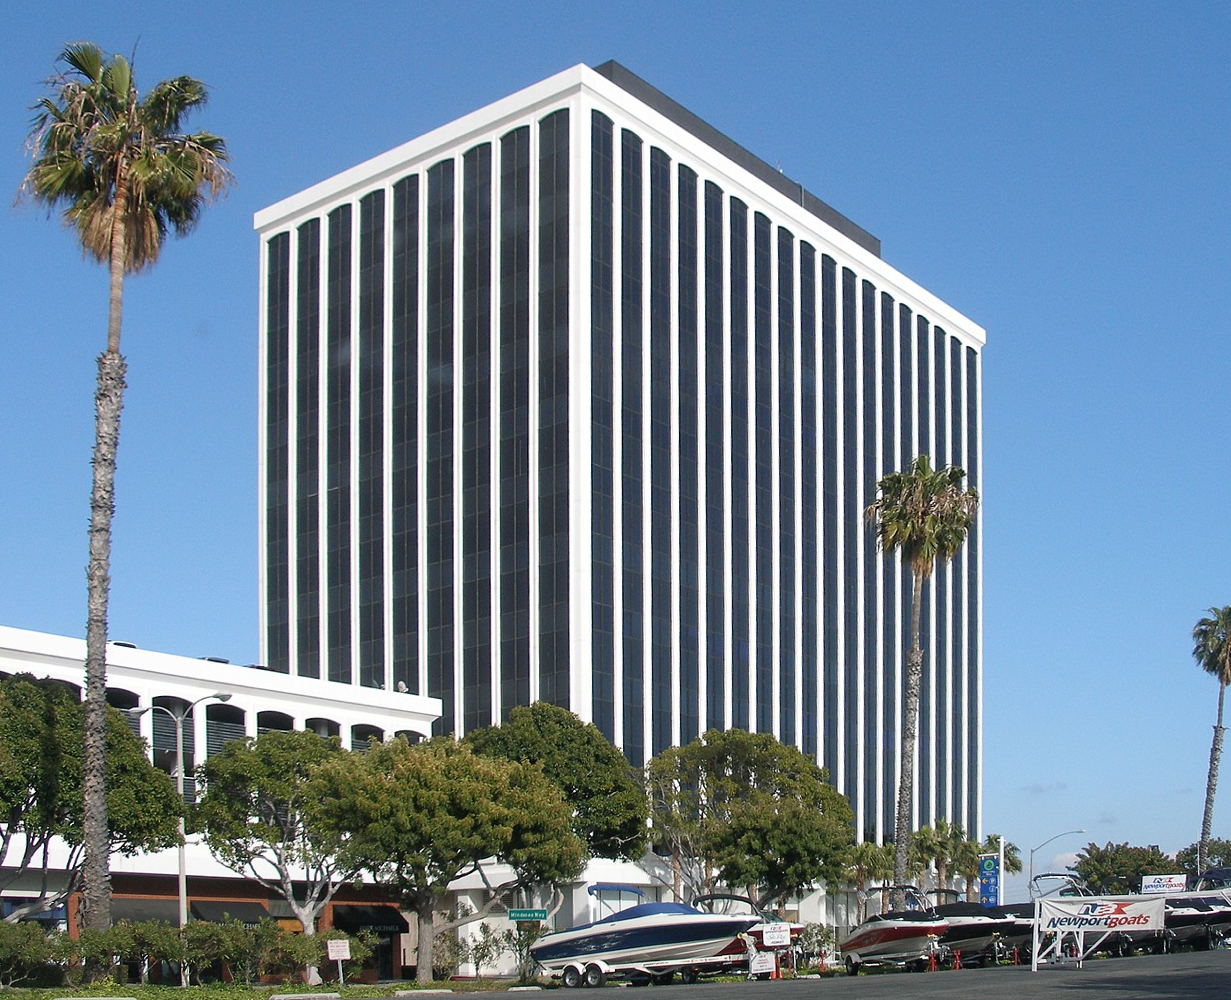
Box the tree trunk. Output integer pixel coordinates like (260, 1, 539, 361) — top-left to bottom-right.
(417, 905, 435, 985)
(81, 167, 130, 947)
(1199, 681, 1225, 874)
(80, 350, 125, 941)
(893, 570, 927, 911)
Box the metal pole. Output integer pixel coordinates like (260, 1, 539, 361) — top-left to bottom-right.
(175, 707, 188, 930)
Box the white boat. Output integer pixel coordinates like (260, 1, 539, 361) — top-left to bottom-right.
(839, 889, 948, 974)
(933, 901, 1018, 965)
(529, 900, 761, 987)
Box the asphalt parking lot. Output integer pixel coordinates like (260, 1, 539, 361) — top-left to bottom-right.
(489, 949, 1231, 998)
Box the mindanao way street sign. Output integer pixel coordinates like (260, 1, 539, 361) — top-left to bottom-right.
(508, 908, 548, 921)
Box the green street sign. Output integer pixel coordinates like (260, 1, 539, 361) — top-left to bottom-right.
(508, 908, 548, 922)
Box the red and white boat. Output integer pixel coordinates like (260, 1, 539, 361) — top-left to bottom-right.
(839, 891, 948, 974)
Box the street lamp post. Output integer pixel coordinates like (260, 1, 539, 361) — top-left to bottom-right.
(1028, 828, 1086, 897)
(128, 693, 232, 930)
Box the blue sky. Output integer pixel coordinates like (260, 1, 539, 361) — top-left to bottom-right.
(2, 2, 1228, 900)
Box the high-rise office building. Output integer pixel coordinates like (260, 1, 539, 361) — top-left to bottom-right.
(256, 62, 985, 842)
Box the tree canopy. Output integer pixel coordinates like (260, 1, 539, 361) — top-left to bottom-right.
(312, 736, 584, 984)
(465, 702, 647, 860)
(1193, 606, 1231, 871)
(1070, 841, 1177, 893)
(647, 728, 853, 907)
(0, 675, 180, 920)
(194, 729, 359, 936)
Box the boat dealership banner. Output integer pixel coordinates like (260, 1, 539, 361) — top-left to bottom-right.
(1140, 874, 1187, 894)
(1031, 896, 1165, 971)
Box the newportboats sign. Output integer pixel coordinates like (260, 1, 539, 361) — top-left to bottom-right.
(1031, 896, 1165, 971)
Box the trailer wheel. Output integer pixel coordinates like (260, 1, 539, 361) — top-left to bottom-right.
(562, 965, 582, 989)
(845, 955, 860, 976)
(680, 967, 699, 984)
(652, 971, 675, 985)
(583, 964, 607, 988)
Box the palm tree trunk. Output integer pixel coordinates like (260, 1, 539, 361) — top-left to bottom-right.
(1199, 680, 1226, 873)
(893, 570, 926, 911)
(81, 168, 129, 942)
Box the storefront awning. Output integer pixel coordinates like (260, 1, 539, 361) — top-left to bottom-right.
(113, 897, 179, 924)
(190, 900, 270, 927)
(331, 904, 409, 934)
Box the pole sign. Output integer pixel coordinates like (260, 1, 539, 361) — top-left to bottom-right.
(326, 938, 350, 984)
(978, 854, 1000, 906)
(508, 908, 548, 922)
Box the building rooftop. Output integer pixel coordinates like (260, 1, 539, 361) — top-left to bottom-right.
(592, 60, 881, 258)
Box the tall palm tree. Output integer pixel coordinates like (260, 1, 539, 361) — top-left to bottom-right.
(22, 42, 231, 933)
(1193, 606, 1231, 874)
(865, 454, 979, 910)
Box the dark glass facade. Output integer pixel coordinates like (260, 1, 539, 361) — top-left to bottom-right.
(295, 220, 321, 680)
(462, 143, 492, 730)
(538, 110, 571, 709)
(591, 112, 616, 741)
(391, 175, 419, 694)
(358, 191, 385, 689)
(620, 128, 645, 766)
(265, 233, 290, 674)
(425, 159, 455, 734)
(325, 206, 352, 684)
(499, 126, 531, 719)
(261, 83, 983, 842)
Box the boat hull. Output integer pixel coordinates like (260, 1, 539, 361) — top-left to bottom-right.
(530, 905, 759, 973)
(840, 914, 948, 966)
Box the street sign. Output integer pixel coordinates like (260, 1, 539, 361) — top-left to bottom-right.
(978, 854, 1001, 906)
(508, 908, 548, 921)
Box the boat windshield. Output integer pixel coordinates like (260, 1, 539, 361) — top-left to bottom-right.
(594, 902, 699, 925)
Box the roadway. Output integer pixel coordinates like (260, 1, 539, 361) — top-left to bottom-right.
(490, 949, 1231, 998)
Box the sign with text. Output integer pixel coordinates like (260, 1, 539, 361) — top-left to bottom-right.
(1140, 874, 1187, 894)
(326, 938, 351, 961)
(978, 854, 1000, 906)
(761, 923, 791, 948)
(508, 908, 548, 921)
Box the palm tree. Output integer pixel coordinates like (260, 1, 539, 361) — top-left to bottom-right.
(865, 454, 979, 910)
(842, 841, 893, 922)
(22, 42, 231, 934)
(1193, 606, 1231, 874)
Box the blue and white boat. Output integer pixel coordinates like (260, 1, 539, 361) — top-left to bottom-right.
(530, 900, 761, 987)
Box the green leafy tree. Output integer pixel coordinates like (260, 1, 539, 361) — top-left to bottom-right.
(645, 743, 709, 899)
(314, 737, 584, 985)
(194, 729, 357, 936)
(501, 921, 546, 985)
(466, 702, 648, 860)
(1193, 607, 1231, 872)
(841, 841, 893, 920)
(462, 921, 507, 979)
(22, 41, 231, 933)
(0, 920, 57, 987)
(710, 790, 853, 911)
(111, 919, 180, 985)
(647, 729, 853, 907)
(0, 675, 180, 921)
(865, 455, 979, 909)
(1177, 837, 1231, 876)
(1070, 841, 1176, 894)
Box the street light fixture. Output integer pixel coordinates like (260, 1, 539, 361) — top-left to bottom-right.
(1028, 828, 1087, 897)
(128, 693, 232, 932)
